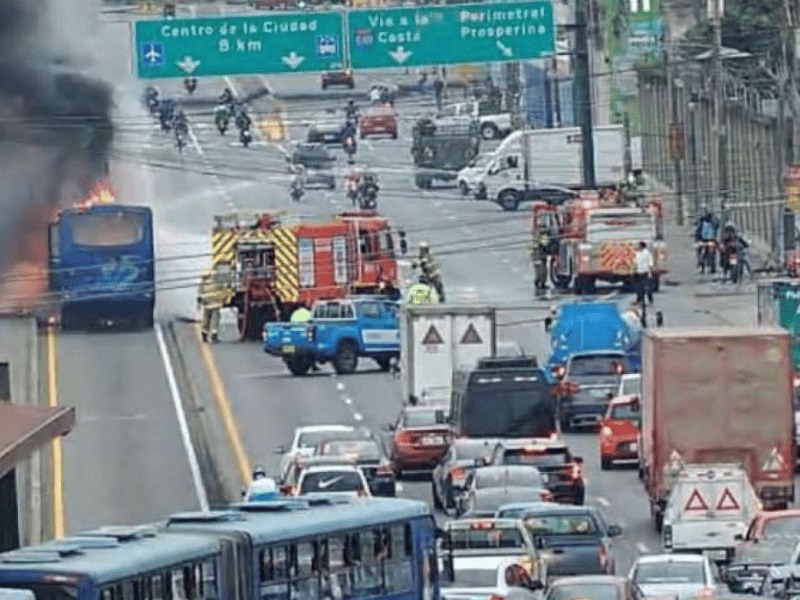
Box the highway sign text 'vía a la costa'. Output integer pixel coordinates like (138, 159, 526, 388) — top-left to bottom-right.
(133, 1, 554, 79)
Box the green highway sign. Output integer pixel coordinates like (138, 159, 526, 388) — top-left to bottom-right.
(134, 13, 345, 78)
(347, 1, 554, 69)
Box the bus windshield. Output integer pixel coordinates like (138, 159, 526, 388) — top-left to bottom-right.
(69, 212, 146, 247)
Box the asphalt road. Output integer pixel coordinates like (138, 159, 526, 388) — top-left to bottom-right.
(170, 71, 767, 575)
(77, 6, 772, 571)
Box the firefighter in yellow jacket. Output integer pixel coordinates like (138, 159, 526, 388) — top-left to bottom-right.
(198, 266, 230, 342)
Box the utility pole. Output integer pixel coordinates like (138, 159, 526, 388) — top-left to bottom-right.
(666, 25, 685, 225)
(710, 0, 723, 215)
(506, 62, 523, 130)
(574, 0, 596, 188)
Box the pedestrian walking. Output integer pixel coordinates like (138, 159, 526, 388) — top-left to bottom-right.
(433, 77, 444, 111)
(633, 241, 654, 307)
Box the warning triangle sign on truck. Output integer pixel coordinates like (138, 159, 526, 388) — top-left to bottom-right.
(716, 487, 740, 510)
(460, 323, 483, 345)
(684, 488, 709, 511)
(422, 324, 444, 345)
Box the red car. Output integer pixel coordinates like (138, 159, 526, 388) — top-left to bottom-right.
(385, 405, 452, 477)
(739, 509, 800, 542)
(359, 106, 398, 139)
(598, 395, 641, 470)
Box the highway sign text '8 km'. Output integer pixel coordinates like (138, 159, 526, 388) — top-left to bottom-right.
(135, 13, 344, 78)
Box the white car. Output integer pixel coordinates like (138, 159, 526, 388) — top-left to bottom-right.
(457, 153, 493, 198)
(441, 555, 543, 600)
(277, 425, 360, 481)
(628, 554, 726, 600)
(295, 464, 371, 497)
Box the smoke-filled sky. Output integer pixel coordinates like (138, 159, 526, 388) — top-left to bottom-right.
(0, 0, 114, 306)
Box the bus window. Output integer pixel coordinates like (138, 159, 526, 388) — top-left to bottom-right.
(69, 212, 146, 247)
(293, 542, 318, 600)
(260, 547, 290, 600)
(385, 524, 413, 594)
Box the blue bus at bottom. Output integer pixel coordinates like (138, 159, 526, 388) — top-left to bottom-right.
(48, 204, 155, 330)
(0, 497, 439, 600)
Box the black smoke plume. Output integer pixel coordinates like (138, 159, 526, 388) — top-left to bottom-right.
(0, 0, 114, 306)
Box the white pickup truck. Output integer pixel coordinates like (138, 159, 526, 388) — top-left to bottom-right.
(662, 463, 760, 560)
(439, 101, 512, 140)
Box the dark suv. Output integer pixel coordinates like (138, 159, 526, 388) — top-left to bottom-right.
(490, 439, 585, 505)
(322, 68, 354, 90)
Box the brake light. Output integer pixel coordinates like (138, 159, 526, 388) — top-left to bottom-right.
(762, 447, 786, 472)
(376, 463, 394, 476)
(489, 595, 505, 600)
(397, 431, 419, 444)
(600, 426, 612, 437)
(571, 464, 581, 479)
(450, 467, 466, 482)
(524, 444, 546, 452)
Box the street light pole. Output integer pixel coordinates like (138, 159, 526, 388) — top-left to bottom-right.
(710, 0, 723, 215)
(574, 0, 596, 188)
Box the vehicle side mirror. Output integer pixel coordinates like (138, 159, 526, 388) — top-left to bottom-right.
(279, 484, 293, 495)
(734, 533, 744, 541)
(383, 423, 396, 432)
(527, 579, 544, 591)
(275, 445, 287, 454)
(574, 456, 584, 464)
(607, 524, 623, 537)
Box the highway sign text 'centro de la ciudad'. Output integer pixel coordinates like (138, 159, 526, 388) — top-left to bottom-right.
(135, 12, 345, 78)
(133, 1, 554, 78)
(348, 1, 554, 69)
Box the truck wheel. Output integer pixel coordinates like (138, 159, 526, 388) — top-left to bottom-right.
(286, 356, 312, 376)
(480, 122, 499, 140)
(375, 357, 392, 371)
(459, 181, 469, 196)
(601, 457, 612, 470)
(432, 481, 443, 509)
(334, 340, 358, 374)
(499, 190, 520, 211)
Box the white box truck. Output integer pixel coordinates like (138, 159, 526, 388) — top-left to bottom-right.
(401, 305, 496, 405)
(480, 125, 625, 211)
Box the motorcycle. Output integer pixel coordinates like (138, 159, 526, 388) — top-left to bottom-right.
(697, 240, 717, 274)
(290, 180, 304, 202)
(727, 248, 741, 283)
(239, 128, 252, 148)
(145, 87, 160, 115)
(357, 188, 377, 210)
(184, 77, 197, 94)
(215, 109, 230, 135)
(343, 136, 357, 164)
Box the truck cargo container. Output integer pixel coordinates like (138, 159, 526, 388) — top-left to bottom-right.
(641, 328, 795, 531)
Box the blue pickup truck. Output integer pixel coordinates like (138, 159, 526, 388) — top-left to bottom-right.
(263, 297, 400, 376)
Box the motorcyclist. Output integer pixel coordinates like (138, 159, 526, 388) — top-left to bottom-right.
(720, 222, 738, 275)
(214, 103, 230, 135)
(345, 99, 359, 122)
(289, 165, 306, 201)
(220, 87, 234, 108)
(158, 98, 176, 131)
(346, 167, 363, 203)
(184, 77, 197, 94)
(343, 133, 357, 164)
(413, 242, 445, 302)
(144, 86, 160, 114)
(695, 212, 719, 273)
(235, 106, 252, 132)
(173, 109, 189, 150)
(357, 172, 379, 209)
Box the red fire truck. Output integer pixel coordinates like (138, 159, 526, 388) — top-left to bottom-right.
(210, 211, 399, 340)
(532, 190, 667, 294)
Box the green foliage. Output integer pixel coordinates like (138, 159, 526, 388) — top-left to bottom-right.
(681, 0, 785, 59)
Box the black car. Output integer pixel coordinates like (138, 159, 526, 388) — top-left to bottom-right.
(314, 438, 396, 497)
(291, 143, 336, 189)
(490, 438, 585, 505)
(307, 117, 350, 145)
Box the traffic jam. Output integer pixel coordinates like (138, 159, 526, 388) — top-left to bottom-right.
(158, 65, 800, 600)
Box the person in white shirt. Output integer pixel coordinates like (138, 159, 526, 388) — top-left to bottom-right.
(622, 302, 645, 335)
(633, 241, 654, 305)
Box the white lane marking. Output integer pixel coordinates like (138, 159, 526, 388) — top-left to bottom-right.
(501, 257, 510, 264)
(336, 382, 345, 391)
(446, 214, 457, 221)
(462, 228, 474, 235)
(155, 322, 210, 511)
(186, 121, 234, 205)
(635, 542, 649, 554)
(396, 482, 404, 493)
(353, 412, 363, 422)
(343, 397, 353, 406)
(80, 414, 148, 423)
(596, 496, 610, 508)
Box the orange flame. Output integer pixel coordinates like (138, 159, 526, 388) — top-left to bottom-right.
(74, 180, 116, 209)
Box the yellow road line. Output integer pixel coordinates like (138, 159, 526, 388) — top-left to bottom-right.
(46, 324, 64, 539)
(195, 325, 251, 485)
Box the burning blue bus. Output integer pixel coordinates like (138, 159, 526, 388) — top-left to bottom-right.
(48, 203, 155, 330)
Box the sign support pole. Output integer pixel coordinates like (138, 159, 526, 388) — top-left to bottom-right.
(574, 0, 596, 189)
